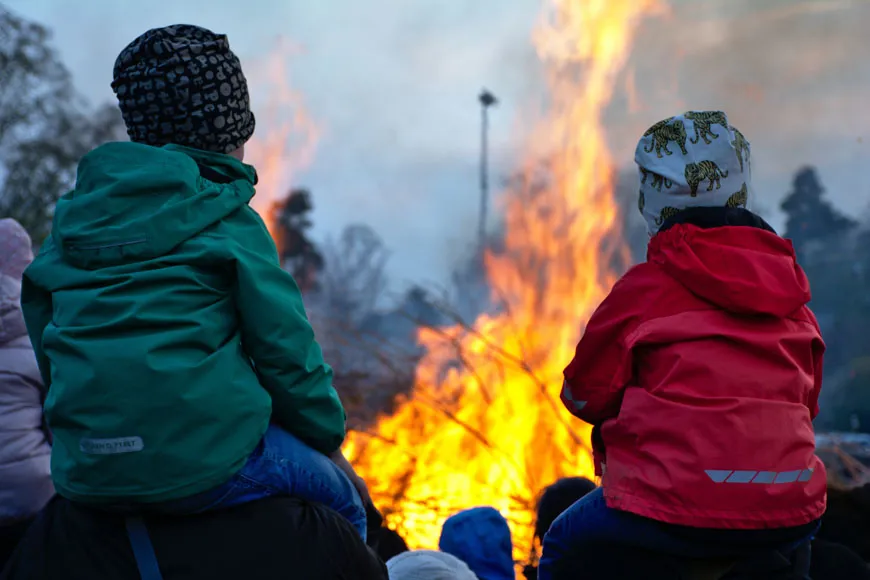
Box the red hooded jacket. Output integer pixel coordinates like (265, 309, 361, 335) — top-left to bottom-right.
(562, 214, 826, 530)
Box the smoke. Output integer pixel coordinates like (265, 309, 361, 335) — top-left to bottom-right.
(5, 0, 870, 286)
(607, 0, 870, 237)
(290, 0, 542, 289)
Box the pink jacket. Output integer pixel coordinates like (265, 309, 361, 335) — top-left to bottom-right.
(0, 219, 53, 524)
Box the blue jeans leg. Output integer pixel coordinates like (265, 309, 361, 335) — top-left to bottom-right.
(157, 425, 368, 541)
(539, 487, 699, 580)
(538, 487, 818, 580)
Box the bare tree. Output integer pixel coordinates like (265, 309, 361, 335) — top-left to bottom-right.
(0, 7, 127, 243)
(1, 103, 126, 243)
(274, 189, 324, 294)
(0, 5, 72, 153)
(319, 224, 390, 327)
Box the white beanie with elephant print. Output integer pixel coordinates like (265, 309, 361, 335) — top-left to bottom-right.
(635, 111, 752, 236)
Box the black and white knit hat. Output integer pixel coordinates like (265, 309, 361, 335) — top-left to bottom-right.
(112, 24, 256, 154)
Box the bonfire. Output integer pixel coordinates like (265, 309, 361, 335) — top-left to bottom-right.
(342, 0, 664, 571)
(245, 0, 667, 573)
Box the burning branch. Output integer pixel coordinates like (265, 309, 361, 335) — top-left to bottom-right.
(425, 296, 587, 448)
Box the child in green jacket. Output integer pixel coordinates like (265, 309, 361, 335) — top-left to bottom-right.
(21, 24, 370, 538)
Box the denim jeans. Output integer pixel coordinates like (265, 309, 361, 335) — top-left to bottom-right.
(153, 425, 367, 541)
(538, 487, 818, 580)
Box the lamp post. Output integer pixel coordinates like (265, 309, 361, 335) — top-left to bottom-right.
(478, 89, 497, 252)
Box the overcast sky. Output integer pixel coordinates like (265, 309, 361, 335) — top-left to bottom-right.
(6, 0, 870, 290)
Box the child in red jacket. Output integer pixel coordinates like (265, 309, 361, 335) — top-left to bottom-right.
(539, 111, 826, 579)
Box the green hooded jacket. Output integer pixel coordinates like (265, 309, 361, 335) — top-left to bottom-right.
(21, 142, 346, 503)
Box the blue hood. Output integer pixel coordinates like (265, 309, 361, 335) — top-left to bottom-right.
(439, 507, 514, 580)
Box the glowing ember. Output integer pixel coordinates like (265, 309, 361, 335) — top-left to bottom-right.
(245, 38, 319, 245)
(344, 0, 664, 572)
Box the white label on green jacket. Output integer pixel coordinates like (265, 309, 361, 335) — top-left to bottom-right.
(80, 436, 144, 455)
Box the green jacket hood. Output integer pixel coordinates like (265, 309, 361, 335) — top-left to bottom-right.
(52, 142, 258, 269)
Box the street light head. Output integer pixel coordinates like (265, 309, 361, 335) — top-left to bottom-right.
(479, 89, 497, 107)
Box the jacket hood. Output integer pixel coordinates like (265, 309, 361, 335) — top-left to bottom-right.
(439, 507, 515, 580)
(52, 142, 258, 269)
(649, 209, 810, 317)
(0, 219, 33, 344)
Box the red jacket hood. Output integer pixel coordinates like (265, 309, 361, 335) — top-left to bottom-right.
(648, 224, 811, 317)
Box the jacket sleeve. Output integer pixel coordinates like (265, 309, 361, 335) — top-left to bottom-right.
(0, 368, 52, 444)
(561, 273, 646, 425)
(20, 271, 53, 392)
(802, 307, 825, 421)
(809, 328, 825, 421)
(229, 210, 346, 454)
(809, 346, 823, 421)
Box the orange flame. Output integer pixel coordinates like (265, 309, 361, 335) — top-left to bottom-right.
(344, 0, 663, 572)
(245, 39, 320, 246)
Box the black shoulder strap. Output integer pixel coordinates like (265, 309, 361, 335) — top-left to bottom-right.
(791, 541, 812, 580)
(125, 516, 163, 580)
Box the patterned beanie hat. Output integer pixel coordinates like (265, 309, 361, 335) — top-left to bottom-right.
(635, 111, 752, 235)
(112, 24, 256, 154)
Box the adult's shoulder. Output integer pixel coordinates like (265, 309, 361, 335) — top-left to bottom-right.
(809, 539, 870, 580)
(1, 496, 388, 580)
